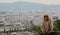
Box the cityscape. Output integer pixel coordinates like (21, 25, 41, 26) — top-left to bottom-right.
(0, 0, 60, 35)
(0, 8, 60, 35)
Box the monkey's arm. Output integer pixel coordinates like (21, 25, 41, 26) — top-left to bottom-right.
(40, 23, 45, 33)
(51, 22, 53, 31)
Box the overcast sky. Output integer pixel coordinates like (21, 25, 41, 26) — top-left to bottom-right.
(0, 0, 60, 5)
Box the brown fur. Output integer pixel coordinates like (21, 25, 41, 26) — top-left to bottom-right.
(41, 15, 53, 34)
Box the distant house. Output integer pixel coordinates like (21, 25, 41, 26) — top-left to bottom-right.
(0, 17, 4, 26)
(0, 20, 4, 27)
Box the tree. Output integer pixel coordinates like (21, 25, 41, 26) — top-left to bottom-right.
(53, 16, 60, 35)
(30, 21, 42, 35)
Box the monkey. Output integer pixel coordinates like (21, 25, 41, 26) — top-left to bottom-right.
(40, 14, 53, 35)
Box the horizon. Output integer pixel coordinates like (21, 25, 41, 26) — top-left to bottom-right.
(0, 0, 60, 5)
(0, 2, 60, 9)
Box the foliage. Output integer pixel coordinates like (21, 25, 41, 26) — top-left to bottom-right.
(30, 21, 42, 35)
(53, 16, 60, 35)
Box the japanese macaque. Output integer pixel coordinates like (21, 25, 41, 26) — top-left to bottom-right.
(40, 14, 53, 35)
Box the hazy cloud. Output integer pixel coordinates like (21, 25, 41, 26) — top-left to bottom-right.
(0, 0, 60, 5)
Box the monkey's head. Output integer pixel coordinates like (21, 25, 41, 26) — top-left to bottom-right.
(43, 14, 49, 21)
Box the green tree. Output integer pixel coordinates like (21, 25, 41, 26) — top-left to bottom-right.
(53, 16, 60, 35)
(30, 21, 42, 35)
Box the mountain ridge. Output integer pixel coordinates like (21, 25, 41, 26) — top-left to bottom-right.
(0, 2, 60, 9)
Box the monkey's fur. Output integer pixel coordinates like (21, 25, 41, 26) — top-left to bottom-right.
(40, 14, 53, 35)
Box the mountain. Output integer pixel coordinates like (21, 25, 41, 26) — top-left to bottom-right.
(0, 2, 60, 9)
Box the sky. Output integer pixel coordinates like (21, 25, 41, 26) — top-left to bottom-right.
(0, 0, 60, 5)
